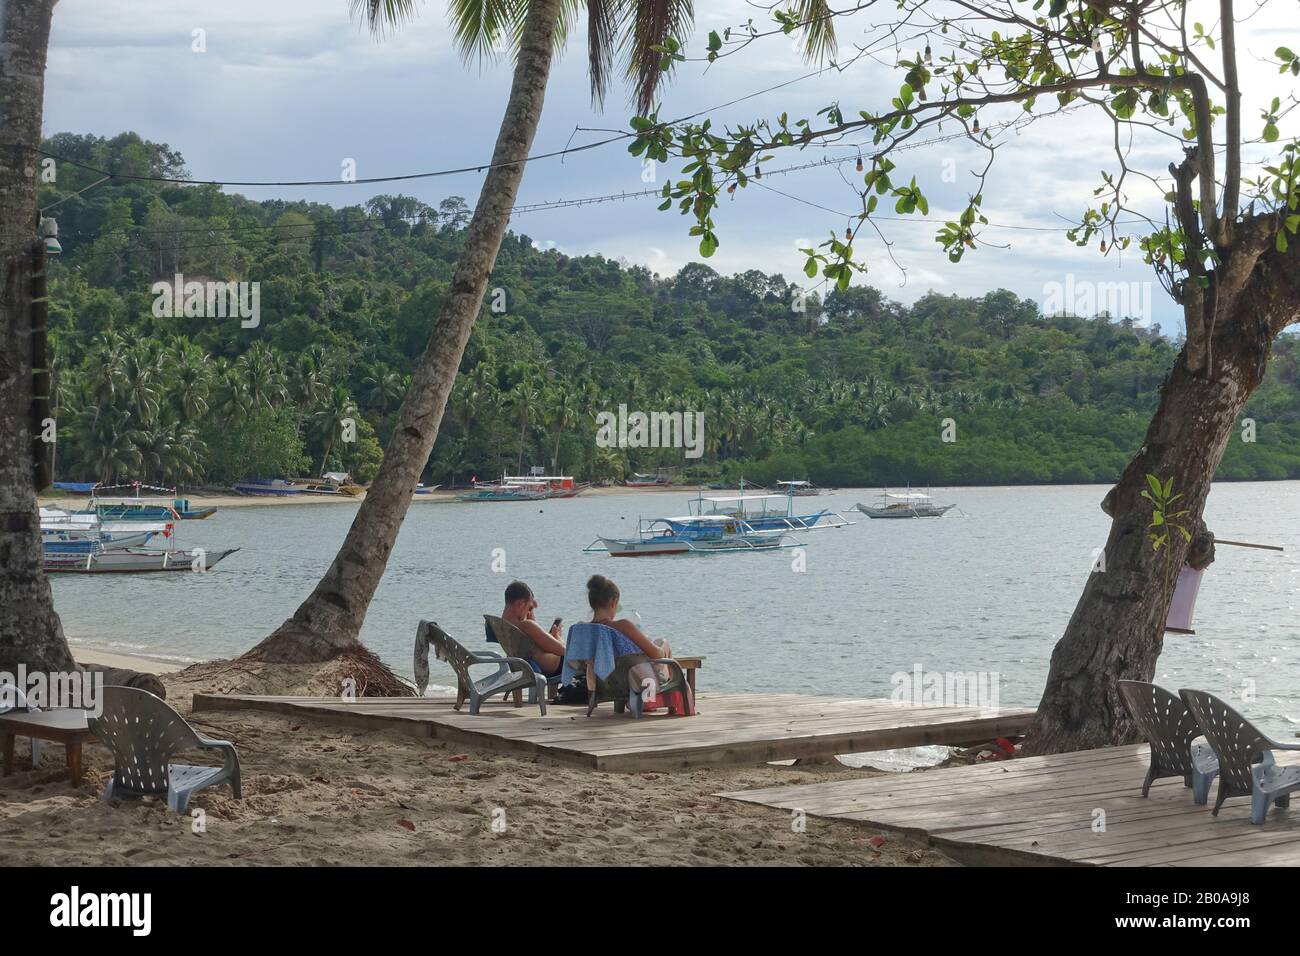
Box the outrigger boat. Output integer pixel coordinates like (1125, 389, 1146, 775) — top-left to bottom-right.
(775, 480, 833, 497)
(40, 507, 173, 552)
(76, 483, 216, 520)
(501, 474, 590, 498)
(43, 546, 239, 573)
(586, 515, 795, 557)
(456, 472, 590, 501)
(456, 478, 550, 502)
(687, 493, 854, 531)
(41, 527, 159, 554)
(232, 473, 361, 497)
(856, 491, 955, 518)
(625, 472, 672, 488)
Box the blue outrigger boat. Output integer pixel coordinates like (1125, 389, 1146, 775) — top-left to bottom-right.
(686, 492, 853, 531)
(586, 515, 797, 556)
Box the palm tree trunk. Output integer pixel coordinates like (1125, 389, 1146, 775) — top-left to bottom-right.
(246, 0, 561, 664)
(0, 0, 75, 674)
(1027, 222, 1300, 753)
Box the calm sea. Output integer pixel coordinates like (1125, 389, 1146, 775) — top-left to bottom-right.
(51, 484, 1300, 738)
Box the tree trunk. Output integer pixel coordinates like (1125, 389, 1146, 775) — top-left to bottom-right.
(0, 0, 75, 675)
(1029, 224, 1300, 754)
(245, 0, 561, 663)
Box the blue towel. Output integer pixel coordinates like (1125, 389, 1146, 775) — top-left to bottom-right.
(562, 622, 639, 684)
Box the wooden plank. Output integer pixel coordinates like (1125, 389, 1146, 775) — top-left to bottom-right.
(720, 743, 1300, 867)
(194, 692, 1034, 773)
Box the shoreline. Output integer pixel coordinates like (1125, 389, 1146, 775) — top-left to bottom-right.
(39, 484, 706, 510)
(74, 648, 187, 674)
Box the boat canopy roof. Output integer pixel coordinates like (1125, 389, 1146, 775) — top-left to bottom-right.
(700, 493, 789, 504)
(776, 480, 812, 487)
(881, 492, 933, 500)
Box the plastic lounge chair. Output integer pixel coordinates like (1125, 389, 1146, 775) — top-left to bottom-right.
(415, 620, 546, 716)
(1180, 688, 1300, 824)
(484, 615, 562, 701)
(0, 684, 41, 768)
(1116, 680, 1219, 803)
(567, 624, 693, 719)
(88, 686, 241, 813)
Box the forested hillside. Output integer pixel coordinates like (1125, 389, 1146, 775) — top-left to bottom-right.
(40, 132, 1300, 488)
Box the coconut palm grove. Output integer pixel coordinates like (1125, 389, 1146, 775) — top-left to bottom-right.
(46, 133, 1300, 491)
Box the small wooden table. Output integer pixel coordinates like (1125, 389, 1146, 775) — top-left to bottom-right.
(675, 656, 704, 694)
(0, 709, 94, 785)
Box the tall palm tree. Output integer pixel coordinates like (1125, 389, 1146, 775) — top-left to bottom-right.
(311, 386, 361, 475)
(545, 384, 575, 472)
(248, 0, 834, 667)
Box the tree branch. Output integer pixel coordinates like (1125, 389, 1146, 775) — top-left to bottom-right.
(1218, 0, 1241, 245)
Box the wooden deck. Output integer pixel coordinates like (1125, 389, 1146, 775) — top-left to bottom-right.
(192, 692, 1034, 772)
(720, 743, 1300, 866)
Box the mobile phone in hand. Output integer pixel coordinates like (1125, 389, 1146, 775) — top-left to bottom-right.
(552, 617, 563, 631)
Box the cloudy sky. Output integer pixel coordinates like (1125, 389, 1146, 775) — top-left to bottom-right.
(44, 1, 1297, 331)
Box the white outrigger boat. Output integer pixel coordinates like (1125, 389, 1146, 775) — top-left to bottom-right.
(586, 515, 796, 557)
(43, 546, 240, 573)
(775, 480, 833, 497)
(856, 491, 955, 518)
(40, 507, 172, 553)
(687, 492, 854, 531)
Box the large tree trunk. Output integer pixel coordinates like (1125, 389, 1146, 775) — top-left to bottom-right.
(0, 0, 75, 675)
(1029, 221, 1300, 754)
(245, 0, 561, 663)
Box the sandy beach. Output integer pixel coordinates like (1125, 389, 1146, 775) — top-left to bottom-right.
(0, 650, 952, 866)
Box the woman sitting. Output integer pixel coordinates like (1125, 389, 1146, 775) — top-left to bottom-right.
(584, 574, 671, 697)
(494, 580, 565, 677)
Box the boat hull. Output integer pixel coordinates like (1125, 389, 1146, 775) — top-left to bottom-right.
(43, 547, 239, 573)
(42, 529, 156, 553)
(856, 502, 954, 518)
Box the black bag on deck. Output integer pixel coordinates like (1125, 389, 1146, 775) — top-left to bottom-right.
(553, 677, 589, 706)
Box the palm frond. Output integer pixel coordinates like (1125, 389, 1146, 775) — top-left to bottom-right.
(349, 0, 422, 37)
(623, 0, 694, 115)
(447, 0, 529, 66)
(784, 0, 837, 64)
(581, 0, 622, 107)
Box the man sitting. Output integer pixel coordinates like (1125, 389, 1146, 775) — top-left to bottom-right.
(491, 580, 565, 677)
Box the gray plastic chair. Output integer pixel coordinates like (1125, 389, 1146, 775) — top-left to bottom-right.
(1180, 688, 1300, 824)
(88, 685, 241, 813)
(484, 615, 562, 700)
(414, 620, 546, 716)
(0, 684, 41, 767)
(586, 653, 694, 719)
(1117, 680, 1219, 803)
